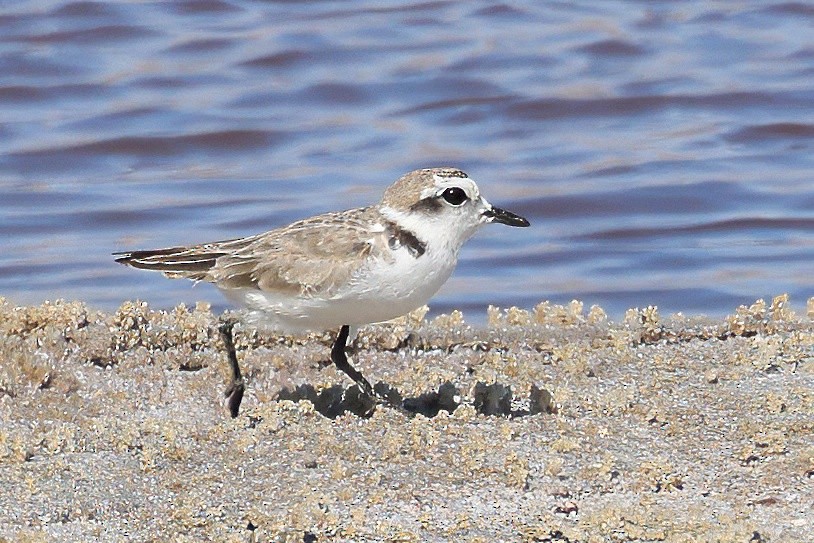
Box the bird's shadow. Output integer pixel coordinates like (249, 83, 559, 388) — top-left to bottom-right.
(274, 381, 556, 419)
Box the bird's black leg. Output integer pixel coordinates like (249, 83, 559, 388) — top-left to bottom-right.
(219, 318, 244, 418)
(331, 325, 374, 396)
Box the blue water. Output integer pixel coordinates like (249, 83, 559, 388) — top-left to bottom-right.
(1, 1, 813, 322)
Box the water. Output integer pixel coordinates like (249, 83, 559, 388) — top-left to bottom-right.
(1, 1, 813, 322)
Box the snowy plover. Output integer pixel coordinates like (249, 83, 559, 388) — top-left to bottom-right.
(115, 167, 529, 416)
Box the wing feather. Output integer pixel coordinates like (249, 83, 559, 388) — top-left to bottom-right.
(115, 207, 388, 296)
(213, 208, 384, 296)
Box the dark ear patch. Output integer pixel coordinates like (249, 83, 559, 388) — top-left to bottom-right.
(409, 197, 443, 213)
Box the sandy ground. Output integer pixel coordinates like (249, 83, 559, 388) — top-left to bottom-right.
(0, 295, 812, 543)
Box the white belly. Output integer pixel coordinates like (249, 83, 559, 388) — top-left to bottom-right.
(221, 244, 458, 332)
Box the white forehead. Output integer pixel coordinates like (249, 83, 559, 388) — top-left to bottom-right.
(419, 173, 481, 200)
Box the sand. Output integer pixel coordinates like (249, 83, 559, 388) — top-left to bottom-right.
(0, 295, 812, 542)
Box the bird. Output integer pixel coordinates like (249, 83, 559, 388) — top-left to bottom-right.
(114, 167, 530, 417)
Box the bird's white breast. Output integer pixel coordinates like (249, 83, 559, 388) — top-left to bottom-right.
(222, 215, 463, 332)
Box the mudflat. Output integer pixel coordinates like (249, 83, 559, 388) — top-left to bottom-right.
(1, 296, 812, 542)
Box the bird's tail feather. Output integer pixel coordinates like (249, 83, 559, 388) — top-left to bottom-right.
(114, 246, 225, 280)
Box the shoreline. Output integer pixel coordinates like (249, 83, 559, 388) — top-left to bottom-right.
(1, 295, 812, 541)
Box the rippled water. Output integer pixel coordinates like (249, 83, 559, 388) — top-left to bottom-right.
(1, 1, 813, 321)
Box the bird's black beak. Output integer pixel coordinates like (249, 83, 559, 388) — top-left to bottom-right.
(483, 205, 530, 227)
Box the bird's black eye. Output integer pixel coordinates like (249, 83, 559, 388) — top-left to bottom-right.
(441, 187, 468, 206)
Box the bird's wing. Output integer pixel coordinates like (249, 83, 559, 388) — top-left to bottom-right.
(115, 207, 390, 297)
